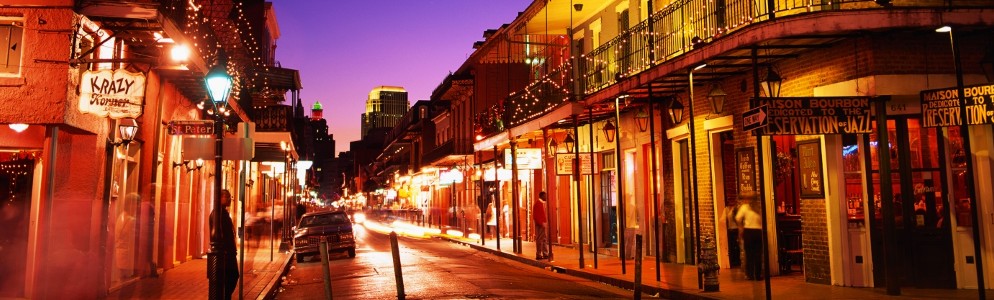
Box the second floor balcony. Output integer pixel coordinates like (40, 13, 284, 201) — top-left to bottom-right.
(473, 0, 994, 141)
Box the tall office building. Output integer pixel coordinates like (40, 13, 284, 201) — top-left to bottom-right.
(309, 101, 336, 199)
(360, 86, 409, 138)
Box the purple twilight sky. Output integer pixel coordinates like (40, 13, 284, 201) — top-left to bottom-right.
(274, 0, 533, 151)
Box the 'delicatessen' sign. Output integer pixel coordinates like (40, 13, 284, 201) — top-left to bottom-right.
(920, 83, 994, 127)
(752, 97, 873, 135)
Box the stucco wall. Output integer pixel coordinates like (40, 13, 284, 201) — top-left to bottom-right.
(0, 7, 105, 134)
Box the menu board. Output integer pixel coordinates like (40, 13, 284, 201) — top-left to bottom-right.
(797, 140, 825, 198)
(736, 148, 757, 198)
(555, 153, 598, 175)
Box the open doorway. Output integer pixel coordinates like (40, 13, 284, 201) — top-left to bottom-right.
(711, 131, 741, 269)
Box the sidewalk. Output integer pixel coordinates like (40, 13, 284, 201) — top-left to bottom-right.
(104, 242, 292, 300)
(438, 233, 988, 300)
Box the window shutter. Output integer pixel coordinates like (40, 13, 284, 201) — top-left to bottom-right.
(0, 25, 22, 74)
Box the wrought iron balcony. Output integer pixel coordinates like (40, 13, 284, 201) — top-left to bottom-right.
(253, 105, 292, 132)
(473, 0, 993, 141)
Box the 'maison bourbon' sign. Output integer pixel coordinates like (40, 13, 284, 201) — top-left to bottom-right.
(920, 83, 994, 127)
(79, 69, 146, 119)
(753, 97, 873, 135)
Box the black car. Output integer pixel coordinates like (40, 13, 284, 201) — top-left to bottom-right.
(293, 210, 356, 262)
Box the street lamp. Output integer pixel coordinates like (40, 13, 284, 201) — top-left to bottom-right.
(547, 135, 559, 156)
(205, 56, 232, 300)
(635, 107, 649, 132)
(761, 65, 783, 98)
(602, 120, 617, 143)
(109, 118, 139, 147)
(563, 131, 576, 153)
(707, 83, 727, 115)
(668, 98, 685, 126)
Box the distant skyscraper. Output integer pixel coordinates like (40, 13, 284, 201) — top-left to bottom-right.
(310, 101, 336, 199)
(360, 86, 409, 138)
(311, 101, 324, 121)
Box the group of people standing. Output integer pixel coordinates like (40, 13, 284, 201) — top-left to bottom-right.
(483, 191, 551, 260)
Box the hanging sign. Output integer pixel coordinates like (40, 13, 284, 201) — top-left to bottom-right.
(736, 148, 757, 197)
(78, 69, 146, 119)
(920, 83, 994, 127)
(502, 148, 542, 170)
(752, 97, 872, 135)
(555, 153, 598, 175)
(438, 169, 464, 185)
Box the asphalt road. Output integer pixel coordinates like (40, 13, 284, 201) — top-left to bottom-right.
(276, 223, 658, 299)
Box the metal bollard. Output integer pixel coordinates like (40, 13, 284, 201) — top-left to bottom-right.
(634, 234, 643, 300)
(390, 231, 406, 300)
(320, 241, 334, 299)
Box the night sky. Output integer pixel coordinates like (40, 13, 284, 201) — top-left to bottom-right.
(274, 0, 532, 150)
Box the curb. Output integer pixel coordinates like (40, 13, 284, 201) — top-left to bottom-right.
(257, 253, 294, 300)
(444, 237, 716, 300)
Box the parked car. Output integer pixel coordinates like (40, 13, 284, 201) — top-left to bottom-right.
(293, 210, 356, 262)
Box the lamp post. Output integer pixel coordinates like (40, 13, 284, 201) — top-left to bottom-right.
(938, 25, 986, 299)
(753, 47, 776, 300)
(204, 57, 232, 300)
(687, 64, 705, 289)
(280, 141, 291, 250)
(612, 96, 627, 274)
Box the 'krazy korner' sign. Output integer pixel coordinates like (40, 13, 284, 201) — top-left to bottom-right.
(78, 69, 146, 119)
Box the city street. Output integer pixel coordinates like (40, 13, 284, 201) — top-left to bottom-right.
(277, 222, 657, 299)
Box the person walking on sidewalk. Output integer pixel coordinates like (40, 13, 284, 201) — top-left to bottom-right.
(209, 190, 239, 300)
(534, 192, 550, 260)
(735, 199, 763, 280)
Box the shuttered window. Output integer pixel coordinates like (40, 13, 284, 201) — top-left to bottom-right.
(0, 22, 23, 74)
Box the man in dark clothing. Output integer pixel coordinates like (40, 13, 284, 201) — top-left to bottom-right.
(534, 192, 550, 260)
(209, 190, 239, 300)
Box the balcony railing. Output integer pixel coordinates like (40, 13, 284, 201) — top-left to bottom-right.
(473, 0, 992, 141)
(422, 140, 455, 166)
(254, 105, 292, 132)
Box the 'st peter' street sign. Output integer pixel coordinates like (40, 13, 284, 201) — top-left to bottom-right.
(168, 120, 214, 135)
(742, 105, 768, 132)
(752, 97, 873, 135)
(920, 83, 994, 127)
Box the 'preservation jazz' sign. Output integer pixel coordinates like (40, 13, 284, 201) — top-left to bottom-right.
(920, 83, 994, 127)
(752, 97, 873, 135)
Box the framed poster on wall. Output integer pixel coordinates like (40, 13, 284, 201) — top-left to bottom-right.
(736, 147, 757, 198)
(797, 139, 825, 199)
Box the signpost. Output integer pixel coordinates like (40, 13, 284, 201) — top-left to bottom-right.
(751, 97, 873, 135)
(920, 83, 994, 127)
